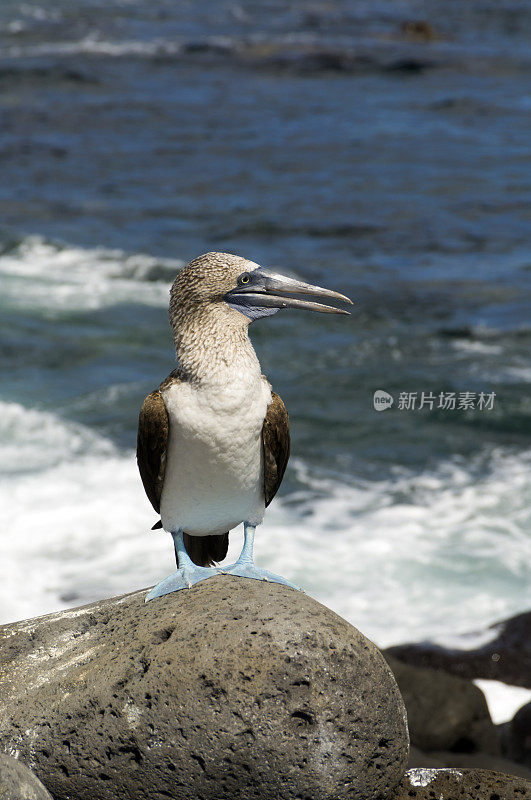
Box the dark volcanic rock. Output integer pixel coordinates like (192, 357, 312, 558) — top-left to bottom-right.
(0, 753, 53, 799)
(387, 610, 531, 687)
(409, 746, 531, 780)
(176, 36, 442, 76)
(0, 579, 408, 800)
(390, 767, 531, 798)
(400, 21, 439, 42)
(500, 701, 531, 768)
(385, 655, 499, 754)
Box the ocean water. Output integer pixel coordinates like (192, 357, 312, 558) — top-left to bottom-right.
(1, 0, 530, 667)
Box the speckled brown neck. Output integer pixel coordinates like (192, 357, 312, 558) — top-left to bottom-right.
(171, 301, 260, 385)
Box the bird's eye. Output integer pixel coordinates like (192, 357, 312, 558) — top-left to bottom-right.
(239, 273, 250, 285)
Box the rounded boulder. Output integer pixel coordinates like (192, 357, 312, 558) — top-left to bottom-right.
(0, 754, 53, 800)
(0, 578, 408, 800)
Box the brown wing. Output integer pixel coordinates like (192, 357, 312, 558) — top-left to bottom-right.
(262, 390, 290, 507)
(137, 371, 229, 566)
(137, 390, 169, 514)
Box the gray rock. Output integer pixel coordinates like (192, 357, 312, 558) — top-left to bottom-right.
(389, 767, 530, 799)
(0, 753, 53, 800)
(385, 654, 499, 754)
(386, 610, 531, 688)
(500, 701, 531, 769)
(0, 578, 409, 800)
(409, 746, 531, 780)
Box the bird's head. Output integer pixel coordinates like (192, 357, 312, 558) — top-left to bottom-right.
(170, 252, 352, 324)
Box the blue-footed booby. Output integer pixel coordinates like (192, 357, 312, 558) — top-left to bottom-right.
(137, 252, 351, 601)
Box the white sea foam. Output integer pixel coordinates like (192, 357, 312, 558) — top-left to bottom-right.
(474, 680, 531, 724)
(0, 236, 179, 315)
(430, 626, 500, 652)
(451, 339, 502, 356)
(5, 35, 183, 60)
(264, 452, 531, 648)
(0, 401, 113, 474)
(5, 32, 235, 60)
(0, 403, 166, 625)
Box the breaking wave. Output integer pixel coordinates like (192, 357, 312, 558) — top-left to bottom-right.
(1, 399, 530, 653)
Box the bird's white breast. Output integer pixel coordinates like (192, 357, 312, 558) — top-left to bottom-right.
(160, 375, 272, 536)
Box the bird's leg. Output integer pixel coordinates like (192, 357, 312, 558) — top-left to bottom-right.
(172, 529, 194, 569)
(145, 529, 221, 602)
(235, 521, 255, 564)
(219, 522, 302, 591)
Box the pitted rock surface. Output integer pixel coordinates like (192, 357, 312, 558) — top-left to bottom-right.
(0, 754, 53, 800)
(0, 579, 408, 800)
(390, 767, 530, 799)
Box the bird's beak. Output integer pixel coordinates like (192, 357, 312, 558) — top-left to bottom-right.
(225, 268, 353, 315)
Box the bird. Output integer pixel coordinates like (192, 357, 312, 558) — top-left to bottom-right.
(137, 252, 352, 601)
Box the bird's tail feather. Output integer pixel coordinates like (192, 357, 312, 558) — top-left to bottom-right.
(182, 532, 229, 567)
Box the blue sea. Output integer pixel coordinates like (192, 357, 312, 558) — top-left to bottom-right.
(0, 0, 530, 659)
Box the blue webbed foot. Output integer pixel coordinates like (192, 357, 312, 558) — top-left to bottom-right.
(218, 522, 303, 592)
(145, 525, 303, 602)
(219, 561, 301, 591)
(145, 564, 220, 602)
(145, 529, 221, 603)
